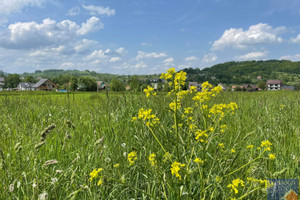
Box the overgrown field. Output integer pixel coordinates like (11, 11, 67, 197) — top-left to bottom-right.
(0, 88, 299, 199)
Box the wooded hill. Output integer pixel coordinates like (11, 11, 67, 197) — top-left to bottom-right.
(183, 60, 300, 85)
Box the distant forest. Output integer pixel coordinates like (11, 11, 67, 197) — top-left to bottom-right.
(1, 60, 300, 89)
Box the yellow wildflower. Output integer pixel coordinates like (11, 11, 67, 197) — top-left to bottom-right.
(163, 152, 172, 162)
(170, 161, 185, 180)
(231, 149, 236, 153)
(227, 178, 245, 194)
(169, 101, 181, 111)
(89, 168, 103, 182)
(246, 145, 254, 149)
(149, 153, 157, 167)
(143, 86, 156, 98)
(261, 140, 272, 151)
(218, 143, 225, 148)
(194, 157, 204, 164)
(113, 163, 120, 168)
(128, 151, 137, 166)
(97, 177, 103, 186)
(269, 154, 276, 160)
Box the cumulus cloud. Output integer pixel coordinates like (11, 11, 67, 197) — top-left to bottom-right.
(290, 34, 300, 43)
(0, 0, 46, 15)
(236, 51, 267, 60)
(212, 23, 286, 50)
(116, 47, 127, 56)
(185, 56, 198, 61)
(280, 54, 300, 61)
(60, 62, 75, 69)
(136, 51, 167, 60)
(202, 54, 218, 63)
(0, 17, 103, 49)
(163, 57, 174, 63)
(134, 62, 148, 69)
(73, 39, 98, 53)
(77, 17, 103, 35)
(109, 57, 121, 63)
(82, 5, 115, 16)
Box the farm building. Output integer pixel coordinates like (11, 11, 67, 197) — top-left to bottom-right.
(0, 77, 4, 91)
(32, 79, 57, 91)
(17, 82, 35, 91)
(266, 80, 283, 90)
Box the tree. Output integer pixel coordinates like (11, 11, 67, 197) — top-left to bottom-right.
(24, 75, 37, 83)
(5, 74, 21, 88)
(110, 79, 125, 92)
(69, 77, 78, 91)
(257, 81, 267, 90)
(78, 76, 97, 91)
(129, 75, 141, 92)
(295, 82, 300, 91)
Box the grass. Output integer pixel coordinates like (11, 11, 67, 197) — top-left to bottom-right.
(0, 89, 299, 199)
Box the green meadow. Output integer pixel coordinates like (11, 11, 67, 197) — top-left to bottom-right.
(0, 89, 299, 199)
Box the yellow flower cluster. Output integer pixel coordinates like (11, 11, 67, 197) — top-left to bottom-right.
(247, 177, 273, 188)
(149, 153, 157, 167)
(170, 161, 185, 180)
(128, 151, 137, 166)
(169, 101, 181, 111)
(89, 168, 104, 186)
(160, 68, 176, 80)
(209, 102, 238, 120)
(143, 86, 156, 98)
(269, 153, 276, 160)
(246, 145, 254, 149)
(195, 129, 208, 141)
(132, 108, 160, 126)
(260, 140, 272, 151)
(194, 157, 204, 164)
(227, 178, 245, 194)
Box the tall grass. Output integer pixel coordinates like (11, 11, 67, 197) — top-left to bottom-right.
(0, 89, 299, 199)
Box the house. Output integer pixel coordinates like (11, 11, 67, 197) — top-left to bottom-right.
(32, 79, 57, 91)
(17, 82, 35, 91)
(97, 81, 107, 91)
(266, 80, 283, 90)
(0, 77, 4, 91)
(257, 76, 262, 80)
(151, 82, 158, 90)
(242, 84, 258, 92)
(126, 85, 131, 91)
(189, 82, 202, 91)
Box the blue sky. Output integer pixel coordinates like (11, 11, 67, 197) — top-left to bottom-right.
(1, 0, 300, 74)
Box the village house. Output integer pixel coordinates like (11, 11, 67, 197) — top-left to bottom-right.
(17, 82, 35, 91)
(97, 81, 107, 91)
(33, 79, 57, 91)
(0, 77, 4, 91)
(189, 82, 202, 91)
(266, 80, 283, 90)
(231, 84, 258, 92)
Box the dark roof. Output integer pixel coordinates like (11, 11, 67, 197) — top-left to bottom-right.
(266, 80, 282, 85)
(283, 86, 294, 90)
(18, 82, 35, 88)
(32, 79, 48, 88)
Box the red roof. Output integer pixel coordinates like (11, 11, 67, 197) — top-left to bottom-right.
(266, 80, 282, 85)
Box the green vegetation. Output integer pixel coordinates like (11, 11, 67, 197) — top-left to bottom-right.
(0, 74, 299, 199)
(183, 60, 300, 85)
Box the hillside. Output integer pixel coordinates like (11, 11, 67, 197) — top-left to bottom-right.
(183, 60, 300, 85)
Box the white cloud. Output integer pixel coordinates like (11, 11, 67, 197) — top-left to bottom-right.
(82, 5, 115, 16)
(212, 23, 286, 50)
(236, 51, 267, 60)
(134, 62, 148, 69)
(280, 54, 300, 61)
(60, 62, 75, 69)
(163, 57, 174, 63)
(73, 39, 98, 53)
(0, 17, 103, 49)
(0, 0, 46, 15)
(136, 51, 167, 60)
(202, 54, 218, 63)
(68, 7, 80, 16)
(77, 17, 103, 36)
(109, 57, 121, 63)
(116, 47, 127, 55)
(87, 49, 107, 60)
(290, 34, 300, 43)
(185, 56, 198, 61)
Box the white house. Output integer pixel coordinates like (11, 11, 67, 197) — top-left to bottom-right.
(17, 82, 35, 91)
(0, 77, 4, 91)
(266, 80, 283, 90)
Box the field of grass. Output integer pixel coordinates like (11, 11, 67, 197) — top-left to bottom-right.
(0, 86, 299, 199)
